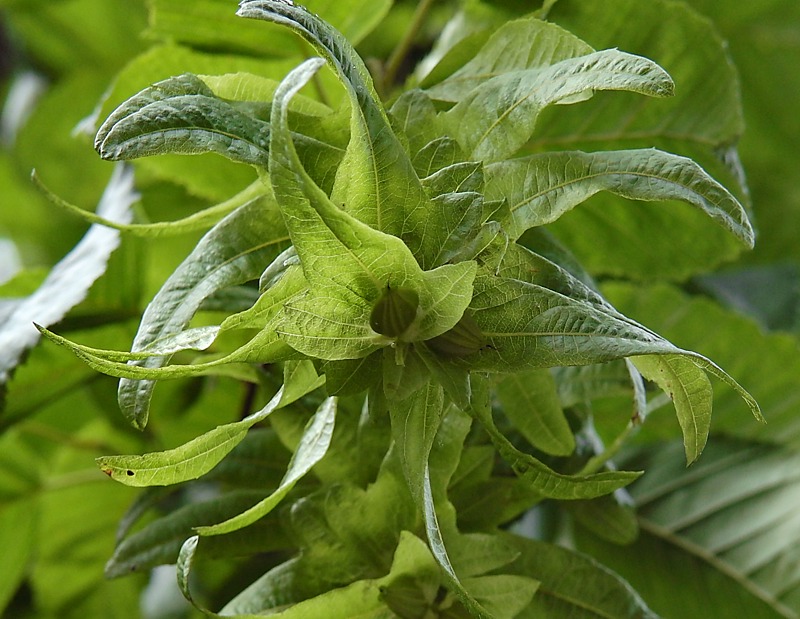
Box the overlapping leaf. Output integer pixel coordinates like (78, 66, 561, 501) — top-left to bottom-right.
(485, 149, 755, 247)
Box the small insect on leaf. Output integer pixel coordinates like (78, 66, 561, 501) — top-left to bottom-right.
(370, 285, 420, 338)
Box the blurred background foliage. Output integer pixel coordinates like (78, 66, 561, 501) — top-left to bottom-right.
(0, 0, 799, 617)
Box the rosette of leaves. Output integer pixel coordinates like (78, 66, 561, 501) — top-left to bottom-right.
(37, 1, 764, 617)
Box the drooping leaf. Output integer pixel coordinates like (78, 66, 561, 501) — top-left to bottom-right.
(0, 164, 136, 386)
(485, 149, 754, 247)
(116, 193, 290, 428)
(95, 386, 287, 487)
(442, 49, 673, 161)
(470, 377, 640, 500)
(424, 17, 593, 103)
(195, 396, 336, 535)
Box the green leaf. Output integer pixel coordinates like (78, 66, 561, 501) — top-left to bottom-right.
(105, 490, 272, 578)
(631, 355, 713, 464)
(443, 49, 673, 161)
(0, 499, 36, 614)
(389, 381, 445, 506)
(600, 282, 779, 445)
(238, 0, 444, 268)
(471, 377, 640, 500)
(424, 16, 593, 103)
(195, 396, 336, 535)
(485, 148, 755, 247)
(0, 165, 135, 385)
(117, 193, 290, 428)
(422, 464, 494, 619)
(579, 440, 800, 618)
(496, 369, 575, 457)
(95, 386, 288, 487)
(502, 532, 660, 618)
(268, 57, 477, 360)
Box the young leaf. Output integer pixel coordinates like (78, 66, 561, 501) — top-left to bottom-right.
(471, 378, 640, 500)
(630, 355, 713, 464)
(195, 396, 336, 536)
(0, 164, 136, 387)
(268, 57, 477, 360)
(484, 148, 755, 247)
(443, 49, 674, 161)
(496, 369, 575, 457)
(238, 0, 445, 268)
(389, 381, 446, 506)
(95, 386, 287, 487)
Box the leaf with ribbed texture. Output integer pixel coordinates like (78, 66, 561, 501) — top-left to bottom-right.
(537, 0, 750, 279)
(237, 0, 443, 268)
(485, 149, 754, 247)
(95, 72, 344, 183)
(196, 396, 336, 535)
(502, 533, 660, 618)
(602, 282, 796, 446)
(471, 378, 640, 499)
(0, 164, 136, 387)
(116, 194, 290, 429)
(389, 381, 445, 506)
(578, 440, 800, 618)
(267, 58, 476, 361)
(443, 49, 673, 161)
(496, 369, 575, 457)
(425, 16, 594, 103)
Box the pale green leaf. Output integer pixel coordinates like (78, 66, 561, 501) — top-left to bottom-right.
(389, 381, 445, 506)
(117, 194, 290, 428)
(422, 465, 494, 619)
(485, 148, 755, 247)
(95, 387, 286, 487)
(462, 574, 539, 619)
(443, 49, 673, 161)
(196, 396, 336, 535)
(631, 355, 713, 464)
(268, 58, 477, 358)
(0, 499, 36, 613)
(425, 16, 593, 103)
(496, 369, 575, 457)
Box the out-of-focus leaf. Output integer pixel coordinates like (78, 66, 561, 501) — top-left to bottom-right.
(502, 532, 660, 618)
(578, 440, 800, 618)
(0, 165, 136, 387)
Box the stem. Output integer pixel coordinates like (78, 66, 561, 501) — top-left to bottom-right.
(383, 0, 436, 93)
(577, 421, 638, 476)
(21, 421, 117, 452)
